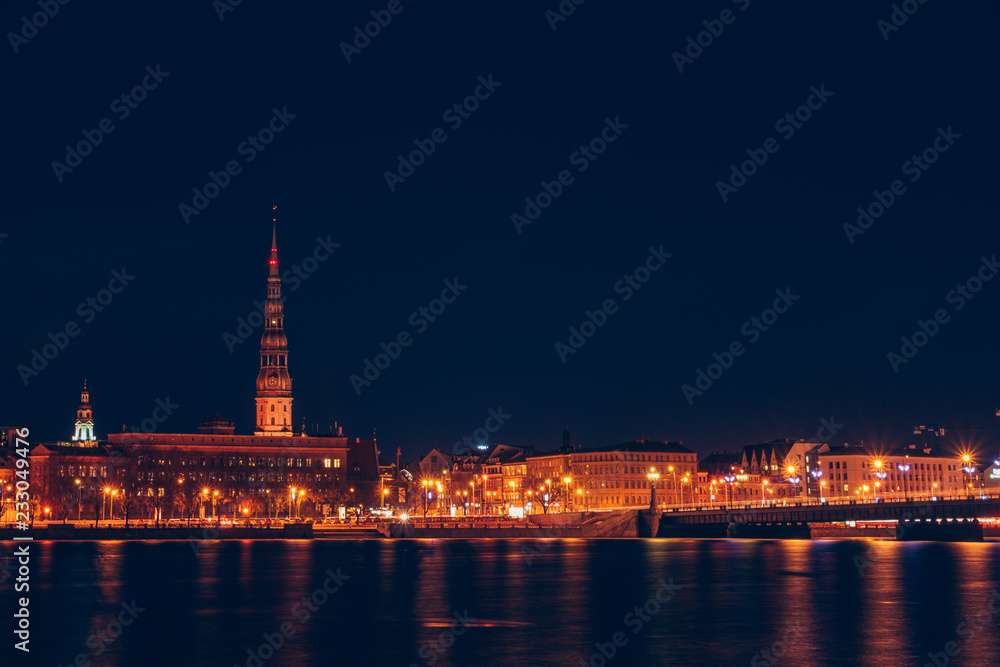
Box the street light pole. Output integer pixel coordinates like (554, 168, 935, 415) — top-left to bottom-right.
(647, 468, 661, 511)
(810, 470, 824, 504)
(897, 463, 910, 501)
(962, 454, 976, 499)
(723, 475, 736, 509)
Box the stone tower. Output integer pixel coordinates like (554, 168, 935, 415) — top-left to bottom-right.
(254, 209, 293, 436)
(72, 379, 96, 443)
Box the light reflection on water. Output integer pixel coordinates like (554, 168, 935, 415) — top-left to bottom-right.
(3, 538, 1000, 666)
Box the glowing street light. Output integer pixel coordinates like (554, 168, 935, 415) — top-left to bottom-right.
(810, 469, 824, 504)
(897, 463, 911, 501)
(723, 474, 736, 509)
(647, 468, 661, 511)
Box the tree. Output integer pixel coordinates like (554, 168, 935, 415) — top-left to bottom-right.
(525, 477, 566, 514)
(112, 445, 148, 527)
(176, 478, 202, 525)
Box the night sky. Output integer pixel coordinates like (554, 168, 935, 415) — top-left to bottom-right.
(5, 2, 998, 461)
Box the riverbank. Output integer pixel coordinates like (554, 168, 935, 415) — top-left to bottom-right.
(0, 523, 313, 540)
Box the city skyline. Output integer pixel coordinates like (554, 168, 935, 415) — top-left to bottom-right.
(5, 4, 1000, 666)
(11, 216, 999, 460)
(6, 2, 998, 463)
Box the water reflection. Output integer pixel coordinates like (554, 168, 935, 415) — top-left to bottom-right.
(3, 538, 999, 666)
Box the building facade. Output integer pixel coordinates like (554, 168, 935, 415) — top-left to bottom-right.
(809, 442, 968, 502)
(28, 222, 380, 522)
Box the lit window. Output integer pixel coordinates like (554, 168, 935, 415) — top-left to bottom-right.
(323, 459, 331, 468)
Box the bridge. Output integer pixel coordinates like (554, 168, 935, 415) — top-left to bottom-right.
(652, 497, 1000, 540)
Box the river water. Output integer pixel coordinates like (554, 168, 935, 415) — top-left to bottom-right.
(3, 538, 999, 666)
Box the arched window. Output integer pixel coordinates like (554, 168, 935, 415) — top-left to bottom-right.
(270, 405, 275, 412)
(270, 417, 275, 425)
(283, 405, 287, 412)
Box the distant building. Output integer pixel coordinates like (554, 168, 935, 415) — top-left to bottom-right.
(698, 452, 742, 476)
(807, 442, 967, 501)
(569, 440, 697, 511)
(29, 222, 380, 521)
(71, 380, 97, 445)
(738, 439, 818, 499)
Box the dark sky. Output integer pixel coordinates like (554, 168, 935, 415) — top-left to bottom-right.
(5, 1, 998, 461)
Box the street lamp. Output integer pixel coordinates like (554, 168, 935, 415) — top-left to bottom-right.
(75, 479, 82, 520)
(564, 477, 572, 512)
(810, 469, 824, 504)
(681, 475, 690, 509)
(897, 463, 911, 501)
(874, 471, 887, 501)
(723, 475, 736, 509)
(647, 468, 661, 511)
(962, 454, 977, 498)
(442, 470, 450, 513)
(667, 465, 676, 505)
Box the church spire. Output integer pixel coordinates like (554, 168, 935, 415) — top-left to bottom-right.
(255, 206, 293, 436)
(270, 208, 279, 277)
(72, 379, 96, 444)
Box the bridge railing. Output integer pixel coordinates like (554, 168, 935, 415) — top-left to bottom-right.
(658, 493, 1000, 514)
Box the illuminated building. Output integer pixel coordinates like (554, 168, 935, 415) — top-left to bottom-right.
(568, 440, 696, 510)
(255, 221, 293, 436)
(30, 220, 380, 520)
(71, 380, 97, 444)
(809, 442, 967, 501)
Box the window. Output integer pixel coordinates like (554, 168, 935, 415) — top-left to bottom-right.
(284, 405, 287, 412)
(270, 404, 275, 412)
(334, 459, 341, 468)
(270, 418, 275, 425)
(323, 459, 331, 468)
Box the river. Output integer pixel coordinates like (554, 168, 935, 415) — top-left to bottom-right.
(3, 538, 999, 666)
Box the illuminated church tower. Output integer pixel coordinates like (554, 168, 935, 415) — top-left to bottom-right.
(72, 379, 96, 444)
(255, 209, 293, 436)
